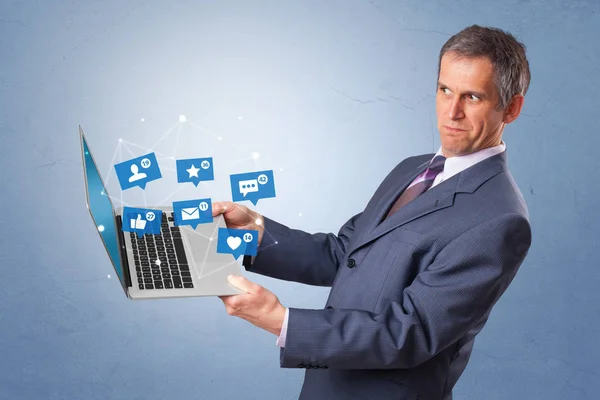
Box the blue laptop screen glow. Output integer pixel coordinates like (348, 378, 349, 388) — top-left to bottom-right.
(82, 136, 124, 284)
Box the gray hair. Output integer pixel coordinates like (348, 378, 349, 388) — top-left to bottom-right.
(438, 25, 531, 110)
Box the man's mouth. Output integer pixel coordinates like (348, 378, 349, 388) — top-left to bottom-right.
(444, 126, 466, 133)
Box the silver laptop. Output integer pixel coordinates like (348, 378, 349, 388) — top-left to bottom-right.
(79, 126, 244, 299)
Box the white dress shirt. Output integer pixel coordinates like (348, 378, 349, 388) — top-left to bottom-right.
(275, 142, 507, 347)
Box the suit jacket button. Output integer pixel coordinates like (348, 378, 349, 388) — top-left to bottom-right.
(346, 258, 356, 268)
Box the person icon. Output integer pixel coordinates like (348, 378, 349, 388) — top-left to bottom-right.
(128, 163, 147, 182)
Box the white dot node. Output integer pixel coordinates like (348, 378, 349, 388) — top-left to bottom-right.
(252, 152, 260, 159)
(179, 115, 187, 122)
(141, 118, 145, 122)
(298, 213, 302, 217)
(107, 275, 111, 279)
(98, 225, 105, 232)
(255, 218, 262, 225)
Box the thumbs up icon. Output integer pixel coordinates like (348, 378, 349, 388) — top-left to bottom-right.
(130, 214, 147, 230)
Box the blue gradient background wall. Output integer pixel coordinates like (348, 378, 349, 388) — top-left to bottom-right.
(1, 1, 599, 399)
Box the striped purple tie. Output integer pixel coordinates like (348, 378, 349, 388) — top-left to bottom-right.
(385, 155, 446, 219)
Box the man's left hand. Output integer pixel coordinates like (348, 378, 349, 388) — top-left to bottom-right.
(219, 275, 286, 336)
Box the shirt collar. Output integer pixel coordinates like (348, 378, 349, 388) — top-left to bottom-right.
(432, 141, 506, 181)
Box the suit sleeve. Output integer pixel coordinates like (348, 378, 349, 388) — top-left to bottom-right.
(278, 213, 532, 369)
(243, 213, 362, 287)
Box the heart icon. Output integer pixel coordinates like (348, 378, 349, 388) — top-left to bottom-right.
(227, 236, 242, 250)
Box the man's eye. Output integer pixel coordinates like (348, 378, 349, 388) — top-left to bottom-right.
(467, 94, 480, 101)
(440, 87, 451, 94)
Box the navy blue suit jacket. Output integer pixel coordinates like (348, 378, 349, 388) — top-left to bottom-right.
(243, 151, 532, 399)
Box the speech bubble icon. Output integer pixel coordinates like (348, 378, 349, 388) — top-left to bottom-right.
(172, 198, 213, 230)
(217, 228, 258, 259)
(239, 179, 259, 197)
(230, 170, 276, 205)
(114, 152, 162, 190)
(122, 207, 163, 238)
(176, 157, 214, 187)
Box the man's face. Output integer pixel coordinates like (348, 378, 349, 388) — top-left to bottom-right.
(435, 52, 509, 157)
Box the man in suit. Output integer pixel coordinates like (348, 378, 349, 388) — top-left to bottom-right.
(212, 24, 532, 399)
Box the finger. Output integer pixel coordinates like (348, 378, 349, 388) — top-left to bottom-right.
(212, 202, 225, 216)
(212, 201, 235, 217)
(227, 274, 260, 294)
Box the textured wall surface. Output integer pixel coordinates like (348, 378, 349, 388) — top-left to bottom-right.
(1, 1, 598, 399)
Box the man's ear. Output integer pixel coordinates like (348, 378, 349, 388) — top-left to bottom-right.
(503, 94, 525, 124)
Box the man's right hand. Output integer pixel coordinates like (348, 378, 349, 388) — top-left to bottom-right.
(212, 201, 265, 246)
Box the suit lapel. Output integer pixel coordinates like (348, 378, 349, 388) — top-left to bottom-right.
(349, 151, 508, 254)
(350, 158, 430, 252)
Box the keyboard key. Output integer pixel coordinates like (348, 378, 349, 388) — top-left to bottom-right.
(174, 239, 188, 263)
(145, 284, 155, 289)
(162, 273, 171, 279)
(143, 272, 152, 278)
(153, 275, 162, 281)
(144, 278, 153, 284)
(182, 277, 193, 283)
(172, 270, 180, 276)
(139, 284, 144, 290)
(138, 278, 143, 284)
(155, 281, 164, 289)
(179, 264, 189, 271)
(136, 266, 141, 272)
(141, 261, 150, 267)
(164, 280, 173, 289)
(161, 267, 170, 273)
(184, 283, 194, 288)
(181, 271, 191, 277)
(173, 277, 183, 288)
(137, 272, 142, 277)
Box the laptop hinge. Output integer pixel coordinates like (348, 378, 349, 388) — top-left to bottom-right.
(116, 215, 132, 288)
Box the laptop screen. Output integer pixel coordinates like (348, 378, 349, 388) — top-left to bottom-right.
(81, 132, 126, 287)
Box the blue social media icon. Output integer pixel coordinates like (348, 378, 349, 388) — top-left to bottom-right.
(216, 228, 258, 259)
(122, 207, 163, 238)
(176, 157, 214, 187)
(172, 198, 213, 229)
(114, 153, 162, 190)
(230, 170, 275, 205)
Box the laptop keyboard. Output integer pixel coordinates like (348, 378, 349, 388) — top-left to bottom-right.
(131, 212, 194, 290)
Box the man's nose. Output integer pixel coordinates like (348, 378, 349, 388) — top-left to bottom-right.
(447, 97, 464, 120)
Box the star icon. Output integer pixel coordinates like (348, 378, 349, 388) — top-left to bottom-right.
(187, 164, 200, 178)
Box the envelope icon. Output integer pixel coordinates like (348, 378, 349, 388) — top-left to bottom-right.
(181, 207, 200, 220)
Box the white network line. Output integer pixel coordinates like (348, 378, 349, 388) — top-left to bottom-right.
(101, 117, 272, 241)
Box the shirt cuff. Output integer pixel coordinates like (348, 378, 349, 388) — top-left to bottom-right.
(276, 308, 289, 347)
